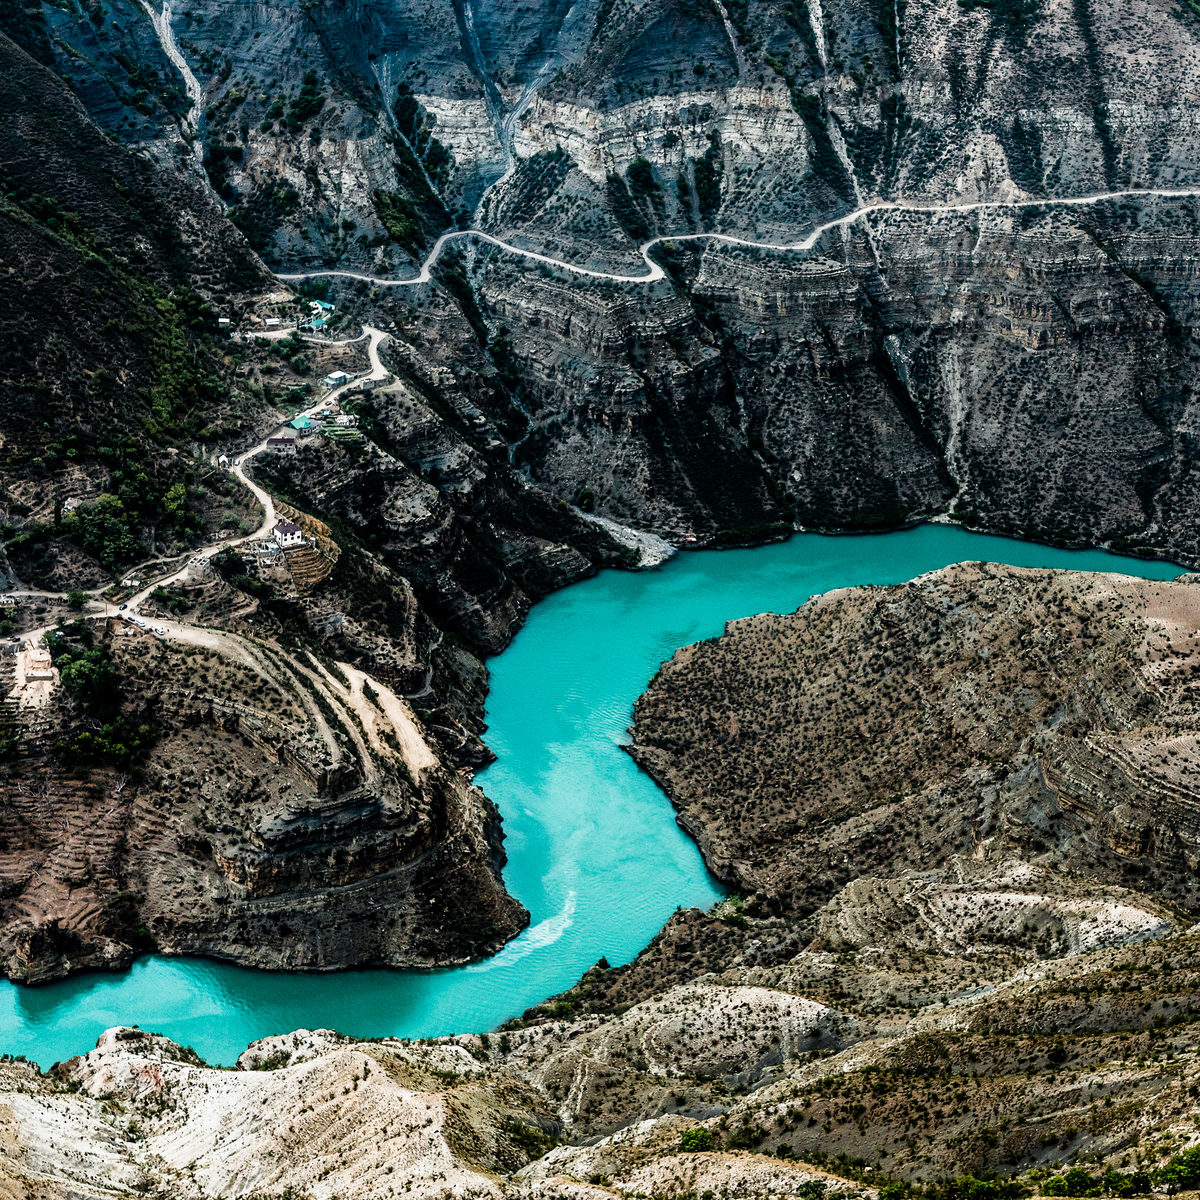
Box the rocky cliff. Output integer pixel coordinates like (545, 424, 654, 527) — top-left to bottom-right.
(0, 611, 527, 984)
(23, 0, 1200, 559)
(632, 563, 1200, 913)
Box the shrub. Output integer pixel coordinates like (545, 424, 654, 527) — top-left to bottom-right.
(680, 1127, 714, 1152)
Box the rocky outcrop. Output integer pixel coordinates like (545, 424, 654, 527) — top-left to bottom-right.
(631, 564, 1200, 913)
(0, 620, 525, 984)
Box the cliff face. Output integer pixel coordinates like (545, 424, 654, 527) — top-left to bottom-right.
(33, 0, 1200, 557)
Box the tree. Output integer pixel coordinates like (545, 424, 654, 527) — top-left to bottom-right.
(679, 1127, 714, 1152)
(66, 588, 88, 610)
(1157, 1148, 1200, 1195)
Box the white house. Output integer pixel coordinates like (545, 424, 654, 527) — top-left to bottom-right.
(266, 431, 297, 456)
(334, 413, 358, 427)
(323, 370, 351, 388)
(273, 520, 305, 549)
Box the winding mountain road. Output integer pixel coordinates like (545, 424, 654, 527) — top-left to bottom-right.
(123, 325, 388, 611)
(136, 0, 1200, 294)
(278, 186, 1200, 289)
(5, 327, 389, 624)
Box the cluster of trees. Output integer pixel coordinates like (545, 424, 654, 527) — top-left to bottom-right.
(61, 477, 196, 570)
(58, 718, 159, 772)
(47, 623, 119, 712)
(43, 430, 203, 570)
(285, 70, 325, 129)
(47, 622, 159, 771)
(372, 187, 422, 254)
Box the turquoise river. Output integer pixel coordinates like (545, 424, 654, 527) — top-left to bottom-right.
(0, 525, 1184, 1067)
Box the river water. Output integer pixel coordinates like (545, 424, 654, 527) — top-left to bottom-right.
(0, 525, 1182, 1066)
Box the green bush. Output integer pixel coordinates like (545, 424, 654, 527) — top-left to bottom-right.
(57, 716, 159, 771)
(47, 636, 119, 712)
(373, 188, 421, 253)
(679, 1127, 714, 1152)
(286, 70, 325, 129)
(1157, 1147, 1200, 1194)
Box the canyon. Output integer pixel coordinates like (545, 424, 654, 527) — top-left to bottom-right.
(10, 566, 1200, 1195)
(6, 0, 1200, 1193)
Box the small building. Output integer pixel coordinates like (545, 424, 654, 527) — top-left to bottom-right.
(216, 454, 230, 469)
(290, 415, 315, 435)
(334, 413, 358, 427)
(323, 370, 351, 388)
(264, 317, 282, 328)
(312, 299, 334, 312)
(24, 648, 54, 681)
(266, 431, 298, 456)
(218, 317, 232, 327)
(273, 520, 305, 550)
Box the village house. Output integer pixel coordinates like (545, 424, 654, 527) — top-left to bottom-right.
(273, 520, 305, 550)
(24, 648, 54, 681)
(266, 430, 298, 456)
(334, 413, 358, 427)
(323, 370, 351, 388)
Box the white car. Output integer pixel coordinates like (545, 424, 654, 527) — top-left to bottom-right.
(153, 626, 168, 637)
